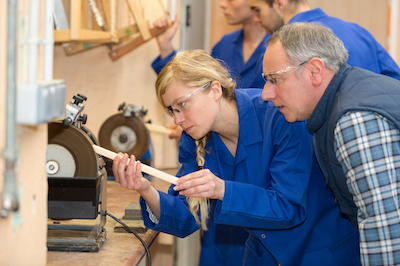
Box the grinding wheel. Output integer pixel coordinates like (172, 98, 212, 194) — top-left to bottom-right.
(81, 125, 99, 145)
(47, 122, 98, 177)
(98, 114, 150, 159)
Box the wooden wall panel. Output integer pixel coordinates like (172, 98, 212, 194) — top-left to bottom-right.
(0, 1, 48, 265)
(307, 0, 388, 48)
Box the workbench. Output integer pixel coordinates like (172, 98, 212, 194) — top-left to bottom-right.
(46, 170, 176, 266)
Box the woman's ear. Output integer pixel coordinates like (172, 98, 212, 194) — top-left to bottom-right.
(210, 81, 223, 101)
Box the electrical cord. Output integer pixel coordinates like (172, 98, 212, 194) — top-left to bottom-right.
(105, 211, 151, 266)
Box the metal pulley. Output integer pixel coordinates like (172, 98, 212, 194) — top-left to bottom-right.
(98, 103, 151, 159)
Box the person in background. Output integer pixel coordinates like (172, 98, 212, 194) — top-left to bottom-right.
(262, 22, 400, 266)
(113, 49, 360, 265)
(153, 0, 268, 88)
(153, 0, 269, 141)
(248, 0, 400, 80)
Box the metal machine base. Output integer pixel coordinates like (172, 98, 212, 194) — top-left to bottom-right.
(47, 224, 106, 252)
(47, 172, 107, 252)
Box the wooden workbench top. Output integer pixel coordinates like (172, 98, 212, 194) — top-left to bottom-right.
(47, 170, 176, 266)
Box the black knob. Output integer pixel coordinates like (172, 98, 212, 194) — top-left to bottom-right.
(77, 94, 87, 101)
(62, 117, 72, 127)
(118, 102, 126, 111)
(73, 95, 84, 104)
(119, 134, 128, 143)
(79, 114, 88, 124)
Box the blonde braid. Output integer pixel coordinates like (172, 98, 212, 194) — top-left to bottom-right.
(187, 135, 210, 230)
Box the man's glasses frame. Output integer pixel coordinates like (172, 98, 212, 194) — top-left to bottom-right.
(262, 60, 309, 84)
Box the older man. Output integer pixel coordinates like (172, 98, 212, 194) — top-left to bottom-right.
(262, 22, 400, 266)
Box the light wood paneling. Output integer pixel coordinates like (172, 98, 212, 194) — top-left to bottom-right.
(0, 1, 48, 266)
(307, 0, 388, 48)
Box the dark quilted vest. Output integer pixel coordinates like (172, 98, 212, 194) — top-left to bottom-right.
(307, 64, 400, 227)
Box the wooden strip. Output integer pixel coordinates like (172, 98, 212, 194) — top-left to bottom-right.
(126, 0, 151, 40)
(109, 34, 144, 60)
(63, 42, 102, 56)
(145, 123, 173, 135)
(102, 0, 111, 30)
(54, 30, 71, 42)
(109, 25, 168, 60)
(81, 0, 89, 29)
(56, 29, 115, 43)
(93, 145, 178, 184)
(117, 24, 139, 38)
(70, 0, 82, 40)
(76, 29, 115, 42)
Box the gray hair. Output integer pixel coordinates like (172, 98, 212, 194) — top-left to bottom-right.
(267, 22, 348, 73)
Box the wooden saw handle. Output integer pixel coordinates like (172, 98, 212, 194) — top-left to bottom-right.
(93, 145, 178, 184)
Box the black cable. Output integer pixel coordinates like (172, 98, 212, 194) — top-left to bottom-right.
(106, 211, 151, 266)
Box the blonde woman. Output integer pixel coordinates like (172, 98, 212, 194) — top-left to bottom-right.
(113, 50, 360, 266)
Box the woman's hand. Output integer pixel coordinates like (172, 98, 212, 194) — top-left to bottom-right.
(173, 169, 225, 201)
(112, 153, 151, 193)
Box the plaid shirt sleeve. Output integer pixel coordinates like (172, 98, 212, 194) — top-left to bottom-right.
(334, 111, 400, 266)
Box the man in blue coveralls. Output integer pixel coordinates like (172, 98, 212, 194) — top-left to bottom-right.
(248, 0, 400, 79)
